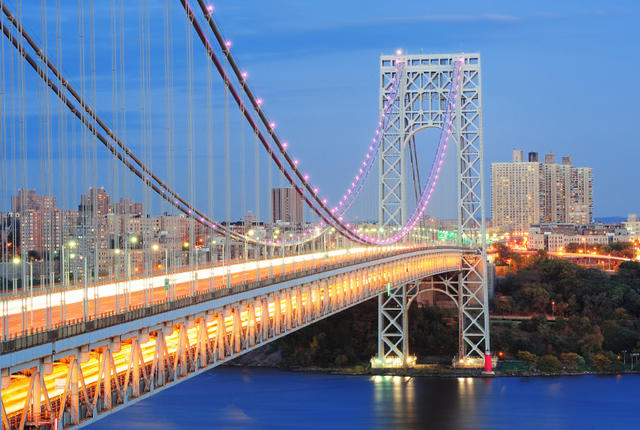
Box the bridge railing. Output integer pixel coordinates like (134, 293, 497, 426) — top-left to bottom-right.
(0, 247, 439, 354)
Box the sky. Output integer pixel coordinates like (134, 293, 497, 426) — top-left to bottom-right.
(212, 0, 640, 218)
(2, 0, 639, 221)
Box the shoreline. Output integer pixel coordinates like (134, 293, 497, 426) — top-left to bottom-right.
(237, 364, 640, 379)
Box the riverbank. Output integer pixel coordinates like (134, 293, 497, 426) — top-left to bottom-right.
(275, 363, 640, 378)
(232, 344, 640, 378)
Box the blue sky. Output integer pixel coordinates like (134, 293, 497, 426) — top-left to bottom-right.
(3, 0, 639, 221)
(211, 0, 639, 218)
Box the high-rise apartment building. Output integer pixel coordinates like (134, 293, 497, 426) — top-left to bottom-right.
(569, 167, 594, 225)
(79, 187, 110, 220)
(491, 156, 542, 232)
(624, 214, 640, 239)
(491, 151, 593, 231)
(540, 161, 571, 224)
(11, 189, 75, 256)
(270, 187, 304, 224)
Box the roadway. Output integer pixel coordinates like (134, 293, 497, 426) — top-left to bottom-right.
(1, 245, 418, 419)
(0, 246, 402, 339)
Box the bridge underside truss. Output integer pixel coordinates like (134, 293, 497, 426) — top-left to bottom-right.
(1, 251, 461, 429)
(376, 252, 489, 368)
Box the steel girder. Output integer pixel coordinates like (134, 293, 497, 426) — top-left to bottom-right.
(377, 272, 461, 367)
(455, 59, 490, 361)
(377, 53, 489, 365)
(379, 53, 462, 228)
(0, 251, 462, 429)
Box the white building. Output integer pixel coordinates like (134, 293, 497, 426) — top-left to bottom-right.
(491, 150, 593, 232)
(624, 214, 640, 239)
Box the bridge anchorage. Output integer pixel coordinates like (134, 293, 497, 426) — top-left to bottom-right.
(373, 53, 492, 371)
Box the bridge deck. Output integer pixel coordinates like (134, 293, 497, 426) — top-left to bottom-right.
(0, 247, 401, 343)
(0, 247, 463, 429)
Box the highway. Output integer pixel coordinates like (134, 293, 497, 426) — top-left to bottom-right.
(1, 245, 415, 419)
(0, 246, 402, 339)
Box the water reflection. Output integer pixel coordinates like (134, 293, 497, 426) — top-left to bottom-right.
(371, 374, 494, 429)
(90, 368, 640, 430)
(372, 375, 417, 427)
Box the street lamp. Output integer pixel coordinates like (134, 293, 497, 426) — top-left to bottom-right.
(113, 248, 121, 312)
(13, 256, 33, 330)
(183, 241, 190, 269)
(212, 237, 230, 288)
(122, 235, 138, 310)
(61, 240, 77, 285)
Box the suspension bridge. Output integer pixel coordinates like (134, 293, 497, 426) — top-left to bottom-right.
(0, 1, 490, 428)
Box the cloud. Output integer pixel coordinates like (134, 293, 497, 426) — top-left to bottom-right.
(272, 13, 520, 34)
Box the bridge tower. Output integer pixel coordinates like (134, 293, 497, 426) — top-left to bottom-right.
(376, 53, 491, 370)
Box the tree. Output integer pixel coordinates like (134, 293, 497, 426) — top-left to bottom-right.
(537, 355, 562, 372)
(516, 351, 538, 367)
(593, 353, 612, 372)
(334, 354, 349, 367)
(560, 353, 584, 372)
(601, 320, 640, 352)
(579, 326, 604, 358)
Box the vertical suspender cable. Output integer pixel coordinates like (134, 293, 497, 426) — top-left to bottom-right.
(138, 0, 147, 303)
(224, 84, 231, 286)
(253, 133, 259, 224)
(119, 0, 127, 308)
(109, 0, 117, 293)
(185, 6, 196, 294)
(17, 0, 28, 333)
(0, 8, 6, 339)
(41, 0, 53, 326)
(77, 0, 85, 317)
(54, 0, 66, 325)
(8, 15, 16, 306)
(205, 45, 215, 291)
(144, 0, 151, 300)
(88, 0, 97, 318)
(163, 0, 175, 277)
(240, 88, 247, 280)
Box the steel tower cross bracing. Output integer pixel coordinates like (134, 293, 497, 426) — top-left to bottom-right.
(376, 53, 490, 368)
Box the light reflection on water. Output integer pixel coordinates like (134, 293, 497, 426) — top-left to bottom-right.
(89, 368, 640, 430)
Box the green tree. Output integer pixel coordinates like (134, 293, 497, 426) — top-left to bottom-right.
(537, 355, 562, 372)
(601, 320, 640, 352)
(579, 326, 604, 357)
(560, 353, 584, 371)
(593, 353, 612, 372)
(516, 351, 538, 367)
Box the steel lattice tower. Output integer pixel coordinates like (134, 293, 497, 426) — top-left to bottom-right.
(377, 53, 491, 368)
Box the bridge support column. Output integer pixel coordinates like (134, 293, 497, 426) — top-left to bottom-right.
(457, 252, 492, 371)
(373, 282, 418, 368)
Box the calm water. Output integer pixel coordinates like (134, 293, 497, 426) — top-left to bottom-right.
(90, 368, 638, 430)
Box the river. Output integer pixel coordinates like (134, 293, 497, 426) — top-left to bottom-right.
(89, 368, 637, 429)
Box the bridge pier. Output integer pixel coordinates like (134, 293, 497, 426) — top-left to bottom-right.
(373, 254, 491, 370)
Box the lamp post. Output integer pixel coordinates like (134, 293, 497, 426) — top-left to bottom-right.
(125, 235, 138, 310)
(212, 238, 230, 289)
(113, 248, 121, 312)
(248, 229, 258, 281)
(152, 244, 161, 305)
(80, 255, 88, 321)
(60, 239, 77, 324)
(195, 245, 199, 296)
(12, 257, 33, 331)
(631, 353, 639, 370)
